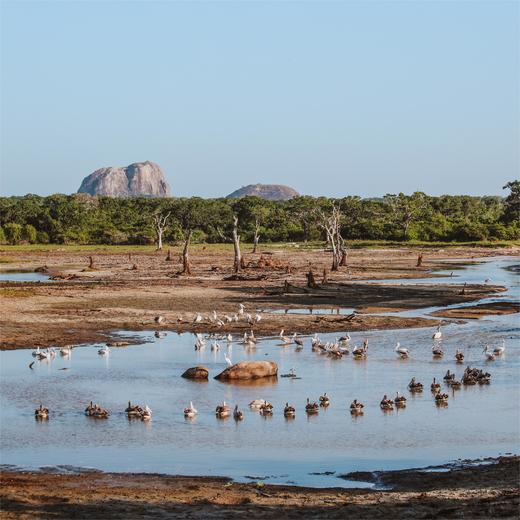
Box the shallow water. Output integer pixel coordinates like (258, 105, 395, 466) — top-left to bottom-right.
(0, 270, 50, 282)
(0, 258, 518, 487)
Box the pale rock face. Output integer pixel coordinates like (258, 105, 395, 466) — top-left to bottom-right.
(226, 183, 299, 201)
(78, 161, 171, 197)
(214, 361, 278, 380)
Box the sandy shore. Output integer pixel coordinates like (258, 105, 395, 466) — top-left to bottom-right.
(1, 245, 517, 350)
(1, 457, 518, 519)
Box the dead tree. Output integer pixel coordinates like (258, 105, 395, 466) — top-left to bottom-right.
(218, 215, 242, 273)
(252, 218, 261, 254)
(307, 269, 318, 289)
(182, 230, 193, 275)
(314, 204, 345, 271)
(152, 212, 171, 251)
(340, 247, 348, 266)
(322, 268, 328, 284)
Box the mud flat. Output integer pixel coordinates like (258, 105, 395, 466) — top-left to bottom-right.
(1, 457, 518, 519)
(430, 301, 520, 319)
(1, 245, 516, 350)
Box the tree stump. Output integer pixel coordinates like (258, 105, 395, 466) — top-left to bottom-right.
(417, 253, 423, 267)
(306, 269, 318, 289)
(88, 256, 94, 269)
(166, 249, 173, 261)
(340, 250, 348, 266)
(131, 263, 138, 270)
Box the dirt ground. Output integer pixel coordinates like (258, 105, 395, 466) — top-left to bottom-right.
(0, 245, 518, 349)
(1, 457, 518, 519)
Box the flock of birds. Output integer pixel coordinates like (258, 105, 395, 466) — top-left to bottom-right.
(32, 308, 506, 422)
(35, 363, 494, 420)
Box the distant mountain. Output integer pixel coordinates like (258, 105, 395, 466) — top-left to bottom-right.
(226, 183, 299, 201)
(78, 161, 171, 197)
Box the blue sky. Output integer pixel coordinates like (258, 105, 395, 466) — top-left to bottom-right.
(1, 0, 518, 198)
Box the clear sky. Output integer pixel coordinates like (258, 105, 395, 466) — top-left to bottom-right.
(1, 0, 518, 198)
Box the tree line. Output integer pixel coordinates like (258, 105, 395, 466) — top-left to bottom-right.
(0, 181, 518, 248)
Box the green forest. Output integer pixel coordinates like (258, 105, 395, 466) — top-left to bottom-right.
(0, 181, 518, 246)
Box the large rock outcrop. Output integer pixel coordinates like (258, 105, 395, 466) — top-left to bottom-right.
(214, 361, 278, 381)
(226, 184, 299, 201)
(78, 161, 171, 197)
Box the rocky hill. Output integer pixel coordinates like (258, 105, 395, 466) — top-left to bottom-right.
(77, 161, 171, 197)
(226, 183, 299, 201)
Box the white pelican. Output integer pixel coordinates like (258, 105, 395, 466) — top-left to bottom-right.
(98, 345, 110, 356)
(32, 347, 42, 357)
(154, 315, 165, 324)
(483, 346, 496, 361)
(193, 313, 203, 323)
(395, 342, 409, 358)
(34, 404, 49, 419)
(60, 346, 72, 356)
(432, 325, 442, 340)
(493, 340, 506, 356)
(238, 303, 245, 315)
(432, 344, 444, 357)
(352, 339, 368, 357)
(211, 342, 220, 351)
(224, 354, 233, 366)
(184, 401, 197, 418)
(141, 405, 152, 420)
(233, 405, 244, 421)
(249, 399, 266, 409)
(294, 335, 304, 347)
(216, 401, 231, 418)
(339, 333, 351, 343)
(281, 332, 295, 345)
(226, 334, 233, 343)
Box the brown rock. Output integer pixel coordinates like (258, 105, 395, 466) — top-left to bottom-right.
(181, 366, 209, 379)
(214, 361, 278, 381)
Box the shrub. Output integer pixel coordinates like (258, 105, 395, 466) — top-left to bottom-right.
(4, 223, 23, 245)
(22, 224, 37, 244)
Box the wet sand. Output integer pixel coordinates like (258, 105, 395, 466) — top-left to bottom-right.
(1, 457, 518, 519)
(0, 245, 517, 350)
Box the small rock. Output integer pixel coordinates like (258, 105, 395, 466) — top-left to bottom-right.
(181, 366, 209, 380)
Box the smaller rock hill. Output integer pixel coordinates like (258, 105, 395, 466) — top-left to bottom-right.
(226, 183, 299, 201)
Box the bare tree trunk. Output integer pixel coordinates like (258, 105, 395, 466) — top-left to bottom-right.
(232, 215, 241, 273)
(218, 215, 242, 273)
(182, 230, 192, 275)
(252, 218, 260, 253)
(340, 244, 348, 266)
(152, 212, 171, 251)
(322, 268, 328, 284)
